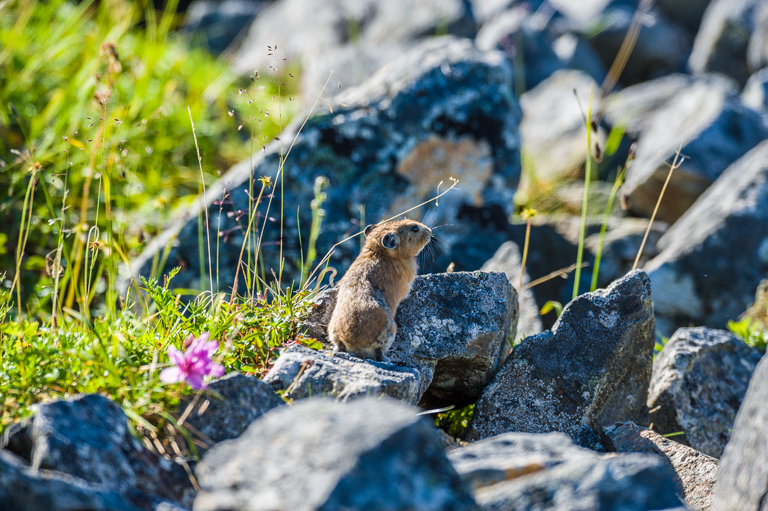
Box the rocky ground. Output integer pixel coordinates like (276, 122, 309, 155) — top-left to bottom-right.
(9, 0, 768, 509)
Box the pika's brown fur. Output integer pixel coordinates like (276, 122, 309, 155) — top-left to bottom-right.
(328, 219, 432, 361)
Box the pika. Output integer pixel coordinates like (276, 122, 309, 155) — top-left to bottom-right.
(328, 219, 432, 362)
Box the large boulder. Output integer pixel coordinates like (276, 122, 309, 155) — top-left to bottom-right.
(300, 271, 517, 407)
(127, 36, 522, 294)
(711, 354, 768, 510)
(194, 397, 477, 511)
(647, 327, 763, 458)
(464, 270, 655, 444)
(603, 422, 718, 511)
(645, 141, 768, 335)
(449, 431, 683, 511)
(620, 73, 768, 224)
(2, 394, 195, 510)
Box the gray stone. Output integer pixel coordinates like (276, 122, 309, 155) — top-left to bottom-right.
(263, 344, 422, 403)
(480, 241, 543, 340)
(127, 36, 522, 295)
(194, 397, 478, 511)
(742, 67, 768, 110)
(645, 141, 768, 336)
(620, 73, 768, 224)
(182, 373, 284, 445)
(689, 0, 764, 85)
(464, 270, 655, 443)
(300, 271, 516, 407)
(2, 394, 195, 509)
(711, 354, 768, 510)
(647, 327, 763, 458)
(183, 0, 266, 54)
(450, 431, 682, 511)
(603, 422, 719, 511)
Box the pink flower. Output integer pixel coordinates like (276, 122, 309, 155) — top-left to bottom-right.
(160, 333, 225, 390)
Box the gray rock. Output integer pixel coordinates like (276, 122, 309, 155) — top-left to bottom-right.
(194, 397, 478, 511)
(742, 67, 768, 110)
(182, 373, 284, 445)
(183, 0, 266, 54)
(620, 73, 768, 224)
(747, 3, 768, 76)
(647, 327, 763, 458)
(603, 422, 719, 511)
(711, 354, 768, 510)
(645, 141, 768, 335)
(2, 394, 195, 509)
(480, 241, 543, 340)
(689, 0, 764, 85)
(300, 271, 516, 407)
(450, 431, 682, 511)
(464, 270, 655, 443)
(127, 36, 522, 294)
(263, 344, 422, 403)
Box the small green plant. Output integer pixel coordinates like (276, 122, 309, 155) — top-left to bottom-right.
(434, 404, 474, 438)
(727, 317, 768, 352)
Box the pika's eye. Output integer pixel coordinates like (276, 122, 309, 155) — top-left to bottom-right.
(410, 225, 419, 232)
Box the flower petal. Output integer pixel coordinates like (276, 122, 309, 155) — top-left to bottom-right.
(167, 345, 184, 366)
(201, 340, 219, 357)
(208, 362, 225, 378)
(160, 367, 184, 384)
(186, 373, 206, 390)
(198, 332, 211, 343)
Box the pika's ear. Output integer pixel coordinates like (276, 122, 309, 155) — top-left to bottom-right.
(382, 233, 399, 249)
(364, 224, 375, 237)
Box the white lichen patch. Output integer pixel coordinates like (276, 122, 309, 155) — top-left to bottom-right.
(598, 310, 619, 329)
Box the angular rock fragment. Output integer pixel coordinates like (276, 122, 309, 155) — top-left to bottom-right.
(2, 394, 195, 509)
(647, 327, 763, 458)
(603, 422, 719, 511)
(450, 430, 683, 511)
(742, 67, 768, 110)
(194, 397, 477, 511)
(711, 354, 768, 510)
(645, 141, 768, 335)
(620, 73, 768, 224)
(263, 344, 422, 403)
(464, 270, 655, 443)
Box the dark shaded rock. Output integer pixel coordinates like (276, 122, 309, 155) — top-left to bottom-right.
(480, 241, 543, 340)
(127, 36, 522, 294)
(263, 344, 422, 403)
(747, 3, 768, 76)
(464, 270, 655, 443)
(451, 431, 682, 511)
(647, 327, 763, 458)
(620, 73, 768, 224)
(742, 67, 768, 110)
(603, 422, 718, 511)
(183, 0, 266, 54)
(300, 271, 516, 407)
(194, 397, 478, 511)
(645, 141, 768, 336)
(689, 0, 764, 86)
(655, 0, 714, 35)
(182, 373, 284, 445)
(711, 354, 768, 510)
(3, 394, 195, 509)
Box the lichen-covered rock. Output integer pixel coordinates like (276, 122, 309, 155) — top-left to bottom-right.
(603, 422, 719, 511)
(182, 373, 284, 445)
(711, 354, 768, 510)
(299, 271, 515, 407)
(647, 327, 763, 458)
(263, 344, 422, 403)
(2, 394, 195, 509)
(645, 141, 768, 336)
(194, 397, 477, 511)
(464, 270, 655, 443)
(620, 73, 768, 224)
(127, 36, 522, 294)
(450, 430, 682, 511)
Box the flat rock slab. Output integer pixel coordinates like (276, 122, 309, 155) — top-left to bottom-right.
(711, 353, 768, 510)
(182, 373, 284, 445)
(647, 327, 763, 458)
(449, 431, 682, 511)
(194, 397, 477, 511)
(603, 422, 719, 511)
(301, 271, 516, 407)
(2, 394, 195, 509)
(645, 140, 768, 336)
(263, 344, 422, 403)
(464, 270, 655, 444)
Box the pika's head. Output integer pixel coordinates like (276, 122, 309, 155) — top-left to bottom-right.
(363, 219, 432, 259)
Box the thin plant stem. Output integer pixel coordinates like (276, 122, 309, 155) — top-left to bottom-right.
(591, 168, 626, 291)
(188, 106, 214, 301)
(573, 87, 594, 299)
